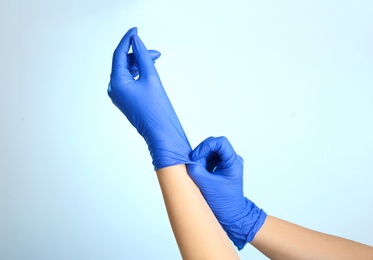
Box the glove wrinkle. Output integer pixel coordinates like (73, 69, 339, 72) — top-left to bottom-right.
(187, 136, 267, 250)
(108, 29, 192, 170)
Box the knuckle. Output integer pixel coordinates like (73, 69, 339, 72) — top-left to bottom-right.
(217, 136, 229, 144)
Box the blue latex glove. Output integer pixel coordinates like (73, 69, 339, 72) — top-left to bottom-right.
(187, 136, 267, 250)
(108, 28, 192, 170)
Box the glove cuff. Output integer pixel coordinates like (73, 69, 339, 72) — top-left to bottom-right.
(148, 135, 193, 171)
(220, 198, 267, 250)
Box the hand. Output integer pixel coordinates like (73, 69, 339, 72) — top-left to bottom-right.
(108, 27, 192, 170)
(187, 136, 267, 250)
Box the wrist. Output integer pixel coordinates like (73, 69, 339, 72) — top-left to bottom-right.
(148, 136, 192, 170)
(220, 198, 267, 250)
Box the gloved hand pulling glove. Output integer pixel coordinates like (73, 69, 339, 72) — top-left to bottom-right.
(187, 136, 267, 250)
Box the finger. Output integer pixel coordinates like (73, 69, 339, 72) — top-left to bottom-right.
(190, 136, 237, 168)
(149, 50, 161, 61)
(190, 136, 215, 162)
(131, 35, 159, 80)
(128, 50, 161, 77)
(128, 50, 161, 67)
(187, 163, 212, 186)
(111, 27, 138, 75)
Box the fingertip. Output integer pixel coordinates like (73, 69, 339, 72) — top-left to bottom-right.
(187, 163, 206, 177)
(154, 50, 161, 59)
(127, 28, 137, 46)
(122, 27, 138, 44)
(149, 50, 161, 60)
(125, 27, 138, 38)
(131, 27, 138, 34)
(189, 149, 200, 162)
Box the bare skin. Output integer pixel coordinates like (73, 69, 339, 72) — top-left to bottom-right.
(156, 164, 239, 260)
(251, 215, 373, 260)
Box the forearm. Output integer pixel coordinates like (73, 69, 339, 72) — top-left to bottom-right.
(251, 215, 373, 260)
(156, 164, 239, 260)
(109, 29, 238, 259)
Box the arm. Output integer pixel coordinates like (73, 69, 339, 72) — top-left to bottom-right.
(108, 28, 238, 259)
(188, 136, 373, 259)
(251, 215, 373, 260)
(157, 165, 239, 260)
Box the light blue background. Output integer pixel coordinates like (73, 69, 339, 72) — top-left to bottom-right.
(1, 0, 372, 259)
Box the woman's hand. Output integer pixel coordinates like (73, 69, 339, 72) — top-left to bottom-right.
(108, 28, 192, 170)
(188, 136, 267, 250)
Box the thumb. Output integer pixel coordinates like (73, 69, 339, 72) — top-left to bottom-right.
(128, 50, 161, 77)
(131, 34, 159, 81)
(187, 163, 211, 187)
